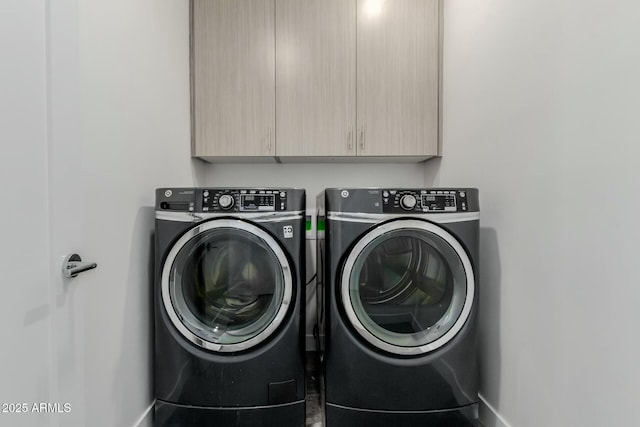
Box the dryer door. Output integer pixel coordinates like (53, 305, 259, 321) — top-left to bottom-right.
(161, 219, 293, 352)
(341, 219, 474, 355)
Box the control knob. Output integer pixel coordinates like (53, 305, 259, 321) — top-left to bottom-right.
(400, 194, 417, 211)
(218, 194, 234, 210)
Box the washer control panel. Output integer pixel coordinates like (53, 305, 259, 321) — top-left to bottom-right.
(202, 189, 287, 212)
(382, 189, 469, 213)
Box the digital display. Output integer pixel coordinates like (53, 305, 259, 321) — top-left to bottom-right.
(422, 194, 456, 211)
(240, 194, 275, 211)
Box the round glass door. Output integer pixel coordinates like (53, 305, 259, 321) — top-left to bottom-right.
(161, 219, 293, 352)
(341, 219, 474, 355)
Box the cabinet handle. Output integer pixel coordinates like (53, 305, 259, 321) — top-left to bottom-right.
(348, 129, 353, 150)
(268, 128, 272, 151)
(359, 128, 365, 150)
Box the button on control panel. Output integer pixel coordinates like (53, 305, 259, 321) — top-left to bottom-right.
(382, 189, 469, 213)
(201, 189, 287, 212)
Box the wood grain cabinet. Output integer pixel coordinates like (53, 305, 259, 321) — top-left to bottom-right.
(192, 0, 275, 161)
(356, 0, 440, 158)
(191, 0, 441, 162)
(275, 0, 356, 158)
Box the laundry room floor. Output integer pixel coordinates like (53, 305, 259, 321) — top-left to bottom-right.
(305, 352, 323, 427)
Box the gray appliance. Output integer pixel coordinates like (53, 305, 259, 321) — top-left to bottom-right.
(317, 188, 480, 426)
(154, 188, 306, 426)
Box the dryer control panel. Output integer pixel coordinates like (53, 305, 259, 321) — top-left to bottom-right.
(382, 189, 469, 213)
(202, 189, 288, 213)
(156, 188, 305, 214)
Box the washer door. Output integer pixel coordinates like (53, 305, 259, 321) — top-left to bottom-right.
(161, 219, 293, 353)
(341, 219, 474, 355)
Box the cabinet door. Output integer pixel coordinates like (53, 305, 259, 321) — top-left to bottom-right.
(276, 0, 356, 157)
(357, 0, 439, 157)
(192, 0, 275, 158)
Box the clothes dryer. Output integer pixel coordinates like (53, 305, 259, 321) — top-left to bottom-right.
(317, 188, 479, 426)
(155, 188, 306, 426)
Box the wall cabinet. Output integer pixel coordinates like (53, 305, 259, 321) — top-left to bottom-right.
(276, 0, 356, 157)
(192, 0, 275, 161)
(192, 0, 440, 162)
(356, 0, 440, 158)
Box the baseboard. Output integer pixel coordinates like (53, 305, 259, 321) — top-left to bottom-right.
(479, 394, 512, 427)
(132, 401, 154, 427)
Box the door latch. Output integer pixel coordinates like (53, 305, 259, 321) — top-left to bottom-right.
(62, 253, 97, 278)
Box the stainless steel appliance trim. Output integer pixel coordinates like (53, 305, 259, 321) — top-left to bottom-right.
(340, 219, 475, 355)
(156, 210, 304, 223)
(327, 211, 479, 224)
(155, 211, 197, 222)
(161, 219, 293, 353)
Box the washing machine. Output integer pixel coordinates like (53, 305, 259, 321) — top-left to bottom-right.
(154, 187, 306, 426)
(317, 188, 479, 426)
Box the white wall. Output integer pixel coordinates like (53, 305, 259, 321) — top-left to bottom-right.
(434, 1, 640, 426)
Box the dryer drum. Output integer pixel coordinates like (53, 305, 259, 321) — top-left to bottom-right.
(342, 221, 472, 353)
(358, 235, 454, 335)
(168, 227, 287, 346)
(360, 237, 452, 302)
(190, 240, 277, 328)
